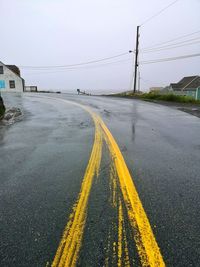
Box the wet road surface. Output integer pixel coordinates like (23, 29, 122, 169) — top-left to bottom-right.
(0, 93, 200, 267)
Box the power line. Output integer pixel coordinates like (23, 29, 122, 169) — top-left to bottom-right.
(140, 77, 166, 87)
(140, 52, 200, 65)
(20, 52, 131, 69)
(140, 30, 200, 51)
(23, 58, 131, 72)
(141, 40, 200, 53)
(141, 36, 200, 52)
(140, 0, 180, 26)
(22, 58, 132, 74)
(140, 77, 169, 85)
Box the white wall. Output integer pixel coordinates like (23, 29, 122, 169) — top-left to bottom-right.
(0, 62, 24, 93)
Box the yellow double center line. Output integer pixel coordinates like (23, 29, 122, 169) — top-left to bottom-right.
(50, 98, 165, 267)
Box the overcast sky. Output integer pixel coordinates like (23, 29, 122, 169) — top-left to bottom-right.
(1, 0, 200, 93)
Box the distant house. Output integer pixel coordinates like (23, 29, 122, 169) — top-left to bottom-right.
(149, 87, 163, 93)
(0, 61, 25, 92)
(25, 86, 38, 92)
(170, 76, 200, 100)
(161, 85, 171, 93)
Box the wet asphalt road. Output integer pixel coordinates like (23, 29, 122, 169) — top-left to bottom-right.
(0, 93, 200, 267)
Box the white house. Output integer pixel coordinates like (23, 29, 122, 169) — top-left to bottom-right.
(25, 85, 37, 92)
(149, 87, 163, 93)
(0, 61, 25, 93)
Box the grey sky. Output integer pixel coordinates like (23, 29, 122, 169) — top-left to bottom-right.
(1, 0, 200, 93)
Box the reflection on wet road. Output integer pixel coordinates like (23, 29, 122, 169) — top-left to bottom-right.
(1, 93, 200, 267)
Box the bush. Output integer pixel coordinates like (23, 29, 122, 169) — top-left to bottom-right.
(0, 96, 5, 118)
(140, 93, 200, 104)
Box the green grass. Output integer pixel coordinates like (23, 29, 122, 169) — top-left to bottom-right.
(140, 93, 200, 104)
(109, 91, 200, 104)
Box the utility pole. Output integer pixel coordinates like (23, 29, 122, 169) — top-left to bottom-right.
(133, 26, 140, 93)
(138, 70, 141, 92)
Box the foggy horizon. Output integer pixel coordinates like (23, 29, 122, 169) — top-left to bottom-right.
(1, 0, 199, 93)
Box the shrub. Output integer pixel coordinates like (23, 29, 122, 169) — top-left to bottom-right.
(140, 93, 200, 104)
(0, 96, 5, 118)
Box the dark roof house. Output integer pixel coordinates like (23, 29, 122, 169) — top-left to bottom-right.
(170, 76, 200, 100)
(170, 76, 200, 91)
(6, 65, 21, 77)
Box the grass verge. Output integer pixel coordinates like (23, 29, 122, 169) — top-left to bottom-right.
(109, 92, 200, 104)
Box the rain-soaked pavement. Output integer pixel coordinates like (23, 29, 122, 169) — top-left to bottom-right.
(0, 93, 200, 267)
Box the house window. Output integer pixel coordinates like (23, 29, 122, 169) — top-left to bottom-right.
(9, 80, 15, 88)
(0, 66, 3, 74)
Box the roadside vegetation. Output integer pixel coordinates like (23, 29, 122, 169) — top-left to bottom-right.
(140, 93, 200, 104)
(0, 96, 5, 118)
(110, 92, 200, 104)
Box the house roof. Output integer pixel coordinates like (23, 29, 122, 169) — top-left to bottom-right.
(6, 65, 21, 76)
(170, 76, 200, 91)
(0, 61, 24, 81)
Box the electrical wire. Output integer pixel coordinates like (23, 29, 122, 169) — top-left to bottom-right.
(22, 58, 132, 74)
(140, 77, 168, 84)
(140, 52, 200, 65)
(141, 36, 200, 52)
(140, 0, 180, 26)
(140, 30, 200, 51)
(19, 52, 131, 69)
(141, 40, 200, 53)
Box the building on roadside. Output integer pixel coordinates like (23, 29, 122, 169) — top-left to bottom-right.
(25, 86, 38, 92)
(149, 87, 163, 93)
(170, 76, 200, 100)
(0, 61, 25, 93)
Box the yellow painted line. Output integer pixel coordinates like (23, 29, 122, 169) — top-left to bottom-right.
(34, 97, 165, 266)
(113, 241, 117, 263)
(118, 199, 123, 267)
(110, 164, 117, 207)
(104, 228, 111, 267)
(123, 219, 131, 267)
(110, 160, 131, 267)
(108, 165, 131, 267)
(51, 118, 102, 267)
(99, 117, 165, 267)
(119, 196, 131, 267)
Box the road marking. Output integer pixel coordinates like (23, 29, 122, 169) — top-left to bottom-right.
(52, 118, 102, 267)
(123, 218, 131, 267)
(33, 96, 165, 266)
(100, 116, 165, 267)
(110, 164, 117, 208)
(118, 199, 123, 267)
(110, 162, 131, 267)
